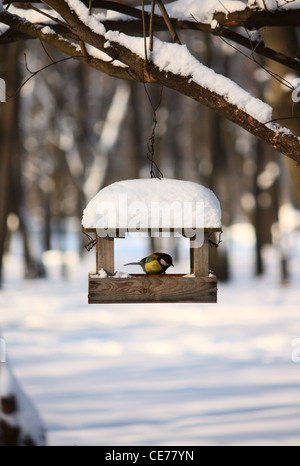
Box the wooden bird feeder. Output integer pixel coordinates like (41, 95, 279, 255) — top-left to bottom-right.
(82, 179, 222, 304)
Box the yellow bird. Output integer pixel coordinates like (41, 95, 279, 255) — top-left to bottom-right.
(124, 252, 174, 275)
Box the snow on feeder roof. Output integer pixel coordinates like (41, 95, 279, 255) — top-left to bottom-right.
(82, 178, 222, 232)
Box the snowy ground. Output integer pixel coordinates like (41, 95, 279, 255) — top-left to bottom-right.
(0, 225, 300, 446)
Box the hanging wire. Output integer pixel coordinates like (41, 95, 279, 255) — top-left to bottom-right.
(141, 0, 149, 63)
(141, 0, 164, 179)
(82, 228, 97, 251)
(209, 231, 223, 248)
(149, 0, 156, 52)
(143, 83, 164, 179)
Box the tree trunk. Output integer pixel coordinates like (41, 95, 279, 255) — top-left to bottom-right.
(263, 27, 300, 282)
(263, 27, 300, 209)
(0, 43, 20, 286)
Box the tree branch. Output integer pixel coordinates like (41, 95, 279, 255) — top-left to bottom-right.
(17, 0, 298, 163)
(1, 1, 299, 161)
(156, 0, 181, 45)
(213, 6, 300, 29)
(4, 0, 300, 28)
(2, 2, 300, 73)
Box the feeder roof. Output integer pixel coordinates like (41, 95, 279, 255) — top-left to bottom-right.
(82, 178, 222, 231)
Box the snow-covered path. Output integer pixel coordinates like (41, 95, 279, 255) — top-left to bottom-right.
(0, 229, 300, 446)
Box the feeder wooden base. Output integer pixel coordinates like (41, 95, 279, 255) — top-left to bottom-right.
(88, 274, 217, 304)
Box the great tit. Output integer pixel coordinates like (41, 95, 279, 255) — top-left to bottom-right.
(124, 252, 174, 275)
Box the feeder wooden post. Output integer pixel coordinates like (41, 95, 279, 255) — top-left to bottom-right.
(96, 235, 114, 275)
(190, 231, 209, 277)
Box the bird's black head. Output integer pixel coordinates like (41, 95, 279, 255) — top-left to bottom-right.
(158, 253, 174, 269)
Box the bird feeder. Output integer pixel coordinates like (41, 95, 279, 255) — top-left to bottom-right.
(82, 179, 222, 304)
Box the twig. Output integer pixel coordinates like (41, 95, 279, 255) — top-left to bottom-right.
(276, 0, 297, 8)
(149, 0, 155, 52)
(255, 116, 300, 131)
(7, 53, 114, 101)
(143, 83, 164, 179)
(79, 40, 90, 60)
(156, 0, 181, 45)
(244, 28, 294, 91)
(29, 1, 72, 30)
(83, 229, 97, 251)
(215, 27, 295, 91)
(141, 0, 148, 63)
(37, 33, 55, 63)
(189, 13, 300, 73)
(217, 0, 230, 13)
(209, 231, 223, 248)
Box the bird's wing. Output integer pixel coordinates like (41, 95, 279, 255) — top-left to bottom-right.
(144, 254, 158, 263)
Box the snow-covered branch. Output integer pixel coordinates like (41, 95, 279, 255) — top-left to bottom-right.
(211, 1, 300, 28)
(1, 0, 299, 161)
(3, 0, 300, 28)
(1, 6, 299, 73)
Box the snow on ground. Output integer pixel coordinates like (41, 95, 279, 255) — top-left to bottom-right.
(0, 225, 300, 446)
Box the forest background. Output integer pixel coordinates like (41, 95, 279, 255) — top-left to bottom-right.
(1, 1, 300, 286)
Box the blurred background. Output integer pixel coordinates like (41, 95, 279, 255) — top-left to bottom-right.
(1, 1, 300, 447)
(1, 14, 300, 285)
